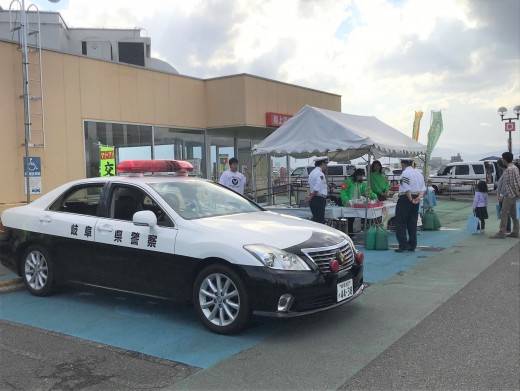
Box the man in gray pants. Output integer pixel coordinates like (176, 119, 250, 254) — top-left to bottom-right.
(490, 152, 520, 239)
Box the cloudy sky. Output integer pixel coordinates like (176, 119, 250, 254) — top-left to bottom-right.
(3, 0, 519, 158)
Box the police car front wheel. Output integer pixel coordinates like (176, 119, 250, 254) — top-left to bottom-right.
(22, 245, 55, 296)
(193, 265, 250, 334)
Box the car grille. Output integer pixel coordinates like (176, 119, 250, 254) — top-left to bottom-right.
(301, 240, 355, 274)
(295, 294, 334, 312)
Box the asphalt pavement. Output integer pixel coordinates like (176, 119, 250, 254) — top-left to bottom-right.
(340, 243, 520, 390)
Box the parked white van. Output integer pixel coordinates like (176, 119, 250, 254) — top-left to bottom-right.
(429, 161, 495, 194)
(291, 162, 358, 186)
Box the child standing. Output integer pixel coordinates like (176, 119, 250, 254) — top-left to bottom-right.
(473, 181, 489, 234)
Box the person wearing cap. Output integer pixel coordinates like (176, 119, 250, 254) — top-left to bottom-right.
(219, 157, 246, 195)
(304, 157, 329, 224)
(394, 158, 426, 252)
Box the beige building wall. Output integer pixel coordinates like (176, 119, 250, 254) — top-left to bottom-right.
(205, 74, 341, 128)
(0, 40, 340, 210)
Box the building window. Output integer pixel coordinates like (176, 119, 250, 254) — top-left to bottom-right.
(153, 127, 206, 177)
(84, 121, 152, 178)
(118, 42, 145, 66)
(84, 121, 207, 178)
(81, 41, 87, 55)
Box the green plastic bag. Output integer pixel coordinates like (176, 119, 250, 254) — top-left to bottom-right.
(365, 225, 388, 250)
(375, 226, 389, 250)
(365, 225, 377, 250)
(423, 209, 441, 231)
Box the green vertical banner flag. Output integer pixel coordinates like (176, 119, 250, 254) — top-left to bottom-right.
(423, 111, 444, 178)
(100, 146, 116, 177)
(412, 110, 423, 141)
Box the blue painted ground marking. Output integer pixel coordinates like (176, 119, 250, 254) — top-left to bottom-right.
(0, 272, 18, 282)
(0, 289, 283, 368)
(0, 228, 470, 367)
(361, 228, 468, 283)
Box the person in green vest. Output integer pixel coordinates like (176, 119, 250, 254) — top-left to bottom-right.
(340, 168, 377, 237)
(370, 160, 390, 201)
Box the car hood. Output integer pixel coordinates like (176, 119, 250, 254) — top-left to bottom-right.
(190, 211, 347, 250)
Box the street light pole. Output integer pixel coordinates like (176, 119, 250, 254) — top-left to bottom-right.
(497, 105, 520, 154)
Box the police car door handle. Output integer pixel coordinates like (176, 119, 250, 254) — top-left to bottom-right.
(38, 215, 52, 223)
(97, 225, 113, 232)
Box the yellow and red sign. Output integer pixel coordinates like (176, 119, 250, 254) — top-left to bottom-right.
(100, 146, 116, 177)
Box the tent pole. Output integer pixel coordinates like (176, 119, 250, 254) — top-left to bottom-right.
(364, 151, 372, 248)
(268, 154, 273, 205)
(252, 154, 264, 202)
(286, 155, 291, 205)
(252, 154, 257, 202)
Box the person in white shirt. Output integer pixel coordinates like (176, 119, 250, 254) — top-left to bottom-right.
(304, 156, 329, 223)
(219, 157, 246, 195)
(394, 158, 426, 252)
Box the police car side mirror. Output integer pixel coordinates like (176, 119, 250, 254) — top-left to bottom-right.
(133, 210, 157, 227)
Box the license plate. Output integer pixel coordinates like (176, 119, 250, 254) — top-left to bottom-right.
(337, 279, 354, 302)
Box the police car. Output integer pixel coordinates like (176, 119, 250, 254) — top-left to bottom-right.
(0, 160, 364, 334)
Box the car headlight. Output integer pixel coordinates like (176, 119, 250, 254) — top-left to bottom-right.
(244, 245, 310, 271)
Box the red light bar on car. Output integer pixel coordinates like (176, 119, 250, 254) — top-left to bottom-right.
(117, 160, 194, 174)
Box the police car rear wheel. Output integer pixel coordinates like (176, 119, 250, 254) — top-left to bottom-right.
(22, 246, 55, 296)
(193, 265, 250, 334)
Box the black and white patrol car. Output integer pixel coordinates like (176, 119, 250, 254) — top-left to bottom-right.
(0, 160, 364, 334)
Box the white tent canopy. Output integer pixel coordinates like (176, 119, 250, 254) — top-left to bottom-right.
(252, 105, 426, 160)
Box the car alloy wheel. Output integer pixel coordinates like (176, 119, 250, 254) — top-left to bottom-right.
(22, 246, 54, 296)
(194, 265, 250, 334)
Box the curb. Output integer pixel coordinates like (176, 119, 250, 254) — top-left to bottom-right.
(0, 277, 24, 293)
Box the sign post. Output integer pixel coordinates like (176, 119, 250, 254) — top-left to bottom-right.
(505, 122, 515, 154)
(497, 106, 519, 154)
(23, 156, 42, 195)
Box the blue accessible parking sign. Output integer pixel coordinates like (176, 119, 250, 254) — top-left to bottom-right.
(24, 157, 41, 177)
(23, 157, 42, 194)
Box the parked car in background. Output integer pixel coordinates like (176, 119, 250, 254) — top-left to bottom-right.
(290, 163, 361, 186)
(482, 160, 500, 187)
(429, 161, 495, 194)
(290, 166, 308, 185)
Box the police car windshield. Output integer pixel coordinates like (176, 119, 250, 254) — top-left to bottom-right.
(149, 181, 261, 220)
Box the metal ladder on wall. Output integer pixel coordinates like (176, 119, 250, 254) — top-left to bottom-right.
(9, 5, 46, 149)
